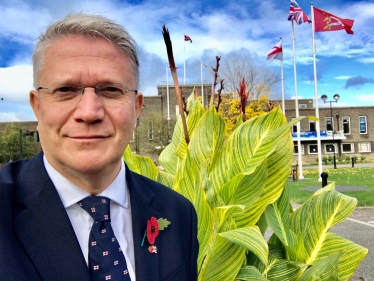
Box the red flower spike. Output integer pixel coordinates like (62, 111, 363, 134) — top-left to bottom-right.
(147, 217, 159, 245)
(237, 77, 249, 121)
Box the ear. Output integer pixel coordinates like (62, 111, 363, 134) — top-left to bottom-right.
(135, 92, 144, 118)
(29, 90, 41, 120)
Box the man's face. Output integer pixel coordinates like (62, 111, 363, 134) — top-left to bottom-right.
(30, 36, 143, 177)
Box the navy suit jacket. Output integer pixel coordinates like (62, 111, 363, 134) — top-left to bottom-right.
(0, 153, 198, 281)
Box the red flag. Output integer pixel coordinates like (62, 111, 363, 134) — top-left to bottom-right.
(313, 7, 354, 34)
(266, 40, 283, 61)
(184, 35, 192, 43)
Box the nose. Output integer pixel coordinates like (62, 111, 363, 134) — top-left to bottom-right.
(73, 87, 105, 123)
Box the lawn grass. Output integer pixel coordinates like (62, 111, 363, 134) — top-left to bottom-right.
(287, 167, 374, 207)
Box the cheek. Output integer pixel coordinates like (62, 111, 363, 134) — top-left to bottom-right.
(38, 105, 70, 135)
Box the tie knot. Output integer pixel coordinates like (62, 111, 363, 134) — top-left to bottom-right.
(79, 196, 111, 222)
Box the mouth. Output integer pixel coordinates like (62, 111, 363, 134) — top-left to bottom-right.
(69, 135, 107, 140)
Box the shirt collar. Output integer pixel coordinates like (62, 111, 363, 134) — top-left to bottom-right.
(43, 156, 128, 209)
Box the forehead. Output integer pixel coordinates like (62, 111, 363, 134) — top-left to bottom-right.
(39, 36, 135, 85)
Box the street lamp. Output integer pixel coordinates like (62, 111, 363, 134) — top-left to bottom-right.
(321, 94, 340, 169)
(19, 129, 32, 159)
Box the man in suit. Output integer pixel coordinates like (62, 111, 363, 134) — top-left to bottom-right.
(0, 13, 198, 281)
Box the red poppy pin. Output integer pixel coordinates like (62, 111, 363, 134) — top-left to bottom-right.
(141, 217, 171, 254)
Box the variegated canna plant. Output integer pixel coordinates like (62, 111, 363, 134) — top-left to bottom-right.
(123, 93, 367, 281)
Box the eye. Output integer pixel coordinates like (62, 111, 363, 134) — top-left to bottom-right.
(104, 86, 119, 92)
(55, 86, 79, 93)
(99, 85, 124, 98)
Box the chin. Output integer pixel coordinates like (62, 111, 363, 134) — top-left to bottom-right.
(60, 152, 119, 174)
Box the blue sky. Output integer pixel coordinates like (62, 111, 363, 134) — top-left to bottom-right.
(1, 0, 373, 121)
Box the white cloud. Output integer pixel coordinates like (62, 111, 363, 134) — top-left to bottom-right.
(0, 65, 33, 103)
(358, 94, 374, 102)
(357, 58, 374, 64)
(334, 76, 351, 80)
(0, 112, 36, 122)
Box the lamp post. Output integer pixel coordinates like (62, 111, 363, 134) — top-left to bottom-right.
(19, 129, 32, 160)
(321, 94, 340, 169)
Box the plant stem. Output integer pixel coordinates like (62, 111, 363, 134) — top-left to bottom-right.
(162, 25, 190, 144)
(209, 56, 221, 108)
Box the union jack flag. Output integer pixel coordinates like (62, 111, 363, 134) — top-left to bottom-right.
(93, 265, 99, 270)
(124, 270, 128, 275)
(105, 275, 111, 280)
(114, 260, 119, 265)
(103, 251, 109, 256)
(91, 207, 95, 212)
(91, 241, 97, 246)
(102, 198, 106, 203)
(104, 215, 109, 220)
(112, 238, 116, 242)
(288, 0, 311, 25)
(184, 35, 192, 43)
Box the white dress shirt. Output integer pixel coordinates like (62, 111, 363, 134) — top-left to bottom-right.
(44, 156, 136, 281)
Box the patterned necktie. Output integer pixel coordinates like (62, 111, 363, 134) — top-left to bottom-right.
(79, 196, 131, 281)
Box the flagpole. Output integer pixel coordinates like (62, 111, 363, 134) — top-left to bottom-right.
(184, 40, 186, 85)
(166, 63, 170, 121)
(311, 2, 323, 181)
(201, 61, 204, 107)
(280, 36, 285, 115)
(291, 21, 304, 179)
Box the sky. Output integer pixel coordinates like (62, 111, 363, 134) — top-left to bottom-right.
(1, 0, 374, 121)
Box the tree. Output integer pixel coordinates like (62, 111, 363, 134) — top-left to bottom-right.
(220, 49, 281, 99)
(216, 93, 277, 135)
(0, 123, 38, 163)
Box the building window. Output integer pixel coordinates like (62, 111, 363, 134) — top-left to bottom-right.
(359, 116, 367, 134)
(148, 120, 154, 140)
(293, 144, 304, 155)
(358, 142, 371, 153)
(309, 120, 316, 132)
(308, 144, 318, 154)
(325, 143, 338, 154)
(299, 104, 307, 109)
(342, 116, 350, 135)
(292, 117, 297, 133)
(342, 143, 354, 153)
(326, 117, 333, 131)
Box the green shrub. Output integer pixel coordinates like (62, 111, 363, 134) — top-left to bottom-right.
(322, 156, 328, 165)
(327, 156, 334, 164)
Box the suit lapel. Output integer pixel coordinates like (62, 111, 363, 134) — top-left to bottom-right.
(126, 166, 161, 281)
(13, 153, 90, 281)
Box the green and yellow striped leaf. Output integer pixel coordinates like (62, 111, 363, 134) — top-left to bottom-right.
(172, 153, 214, 271)
(265, 185, 297, 251)
(220, 226, 269, 267)
(298, 252, 342, 281)
(235, 266, 267, 280)
(198, 235, 246, 281)
(315, 233, 368, 281)
(123, 146, 175, 187)
(290, 188, 358, 265)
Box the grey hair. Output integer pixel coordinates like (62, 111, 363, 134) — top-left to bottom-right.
(32, 13, 139, 89)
